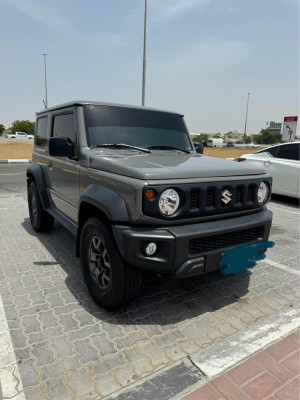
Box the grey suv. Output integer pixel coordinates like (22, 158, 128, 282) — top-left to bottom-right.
(27, 101, 273, 309)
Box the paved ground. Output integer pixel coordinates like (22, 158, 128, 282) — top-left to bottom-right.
(0, 164, 27, 196)
(0, 166, 299, 399)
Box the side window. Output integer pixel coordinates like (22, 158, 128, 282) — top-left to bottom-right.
(36, 116, 48, 148)
(52, 113, 76, 148)
(257, 146, 279, 157)
(277, 144, 300, 161)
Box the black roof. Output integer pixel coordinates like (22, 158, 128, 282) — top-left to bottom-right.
(36, 100, 183, 116)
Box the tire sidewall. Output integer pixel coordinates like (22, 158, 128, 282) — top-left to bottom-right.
(28, 182, 42, 230)
(80, 218, 126, 308)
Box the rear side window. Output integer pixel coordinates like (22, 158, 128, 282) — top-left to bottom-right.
(277, 143, 300, 161)
(257, 146, 279, 157)
(36, 116, 48, 148)
(52, 113, 76, 147)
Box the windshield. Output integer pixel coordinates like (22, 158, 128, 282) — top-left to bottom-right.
(84, 105, 192, 151)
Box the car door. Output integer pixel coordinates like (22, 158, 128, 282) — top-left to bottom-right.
(267, 143, 300, 197)
(47, 110, 80, 222)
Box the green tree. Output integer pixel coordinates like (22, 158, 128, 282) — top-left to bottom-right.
(0, 124, 4, 135)
(254, 128, 282, 145)
(193, 133, 209, 141)
(212, 133, 221, 138)
(11, 120, 35, 134)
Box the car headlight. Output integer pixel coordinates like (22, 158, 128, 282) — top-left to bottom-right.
(159, 189, 180, 216)
(257, 182, 269, 204)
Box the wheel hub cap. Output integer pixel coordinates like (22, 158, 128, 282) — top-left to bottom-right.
(88, 236, 111, 289)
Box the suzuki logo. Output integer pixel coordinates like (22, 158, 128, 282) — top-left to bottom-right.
(222, 189, 232, 204)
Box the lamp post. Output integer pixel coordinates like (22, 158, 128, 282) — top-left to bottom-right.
(142, 0, 147, 106)
(243, 92, 250, 143)
(43, 53, 48, 109)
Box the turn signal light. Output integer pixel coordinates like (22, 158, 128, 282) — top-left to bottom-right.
(145, 189, 156, 200)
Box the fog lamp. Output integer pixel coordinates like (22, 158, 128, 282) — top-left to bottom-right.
(145, 242, 157, 256)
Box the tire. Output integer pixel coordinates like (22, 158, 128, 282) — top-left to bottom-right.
(80, 218, 141, 309)
(28, 181, 54, 232)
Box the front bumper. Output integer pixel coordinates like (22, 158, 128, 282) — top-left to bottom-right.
(112, 208, 272, 278)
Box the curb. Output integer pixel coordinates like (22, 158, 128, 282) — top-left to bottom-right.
(0, 159, 32, 164)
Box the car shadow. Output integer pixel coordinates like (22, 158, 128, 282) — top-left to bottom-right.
(21, 217, 251, 326)
(271, 194, 299, 208)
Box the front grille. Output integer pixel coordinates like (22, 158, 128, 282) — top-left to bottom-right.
(188, 181, 258, 215)
(188, 226, 264, 255)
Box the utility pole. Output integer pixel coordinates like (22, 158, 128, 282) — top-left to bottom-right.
(142, 0, 147, 106)
(243, 92, 250, 143)
(43, 53, 48, 108)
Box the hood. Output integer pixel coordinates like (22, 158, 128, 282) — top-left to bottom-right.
(88, 150, 267, 180)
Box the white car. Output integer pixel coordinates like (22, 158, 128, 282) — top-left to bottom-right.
(247, 143, 259, 148)
(5, 131, 34, 139)
(237, 142, 300, 198)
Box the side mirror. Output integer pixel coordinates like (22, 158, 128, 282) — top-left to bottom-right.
(193, 142, 204, 154)
(49, 137, 73, 157)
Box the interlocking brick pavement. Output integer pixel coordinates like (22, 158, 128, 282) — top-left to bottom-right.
(0, 196, 299, 399)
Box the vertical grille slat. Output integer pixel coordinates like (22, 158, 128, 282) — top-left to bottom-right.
(206, 188, 215, 207)
(190, 189, 200, 209)
(247, 185, 255, 203)
(235, 186, 243, 204)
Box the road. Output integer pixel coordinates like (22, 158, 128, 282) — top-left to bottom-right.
(0, 163, 299, 400)
(0, 163, 28, 196)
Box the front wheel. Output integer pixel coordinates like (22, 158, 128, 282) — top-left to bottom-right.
(80, 218, 142, 309)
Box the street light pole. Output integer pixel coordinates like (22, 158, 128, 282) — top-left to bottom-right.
(43, 53, 48, 109)
(142, 0, 147, 106)
(243, 92, 250, 143)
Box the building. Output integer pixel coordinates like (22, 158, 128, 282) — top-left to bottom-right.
(227, 130, 243, 140)
(269, 121, 282, 136)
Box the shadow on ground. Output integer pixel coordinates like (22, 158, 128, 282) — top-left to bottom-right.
(21, 217, 251, 327)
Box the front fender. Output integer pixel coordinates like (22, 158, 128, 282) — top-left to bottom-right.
(79, 185, 131, 222)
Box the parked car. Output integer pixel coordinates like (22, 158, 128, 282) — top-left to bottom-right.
(27, 100, 273, 309)
(5, 131, 34, 139)
(225, 142, 234, 147)
(207, 138, 225, 147)
(237, 142, 300, 198)
(247, 143, 259, 148)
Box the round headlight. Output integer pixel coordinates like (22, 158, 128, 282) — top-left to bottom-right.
(257, 182, 269, 204)
(159, 189, 180, 216)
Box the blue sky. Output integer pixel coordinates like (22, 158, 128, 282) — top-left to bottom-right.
(0, 0, 298, 134)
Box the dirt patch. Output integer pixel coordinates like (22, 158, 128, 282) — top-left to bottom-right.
(0, 140, 33, 159)
(204, 147, 260, 158)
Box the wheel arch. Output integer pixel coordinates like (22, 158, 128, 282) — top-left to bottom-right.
(26, 164, 51, 210)
(76, 186, 131, 256)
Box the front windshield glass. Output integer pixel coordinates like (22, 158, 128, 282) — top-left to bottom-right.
(84, 105, 192, 151)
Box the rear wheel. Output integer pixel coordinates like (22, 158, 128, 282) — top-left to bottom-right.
(28, 181, 54, 232)
(80, 218, 141, 309)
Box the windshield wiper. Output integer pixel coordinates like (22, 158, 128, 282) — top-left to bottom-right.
(91, 143, 151, 153)
(147, 145, 191, 154)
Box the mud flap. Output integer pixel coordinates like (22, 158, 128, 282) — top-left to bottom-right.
(219, 241, 275, 275)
